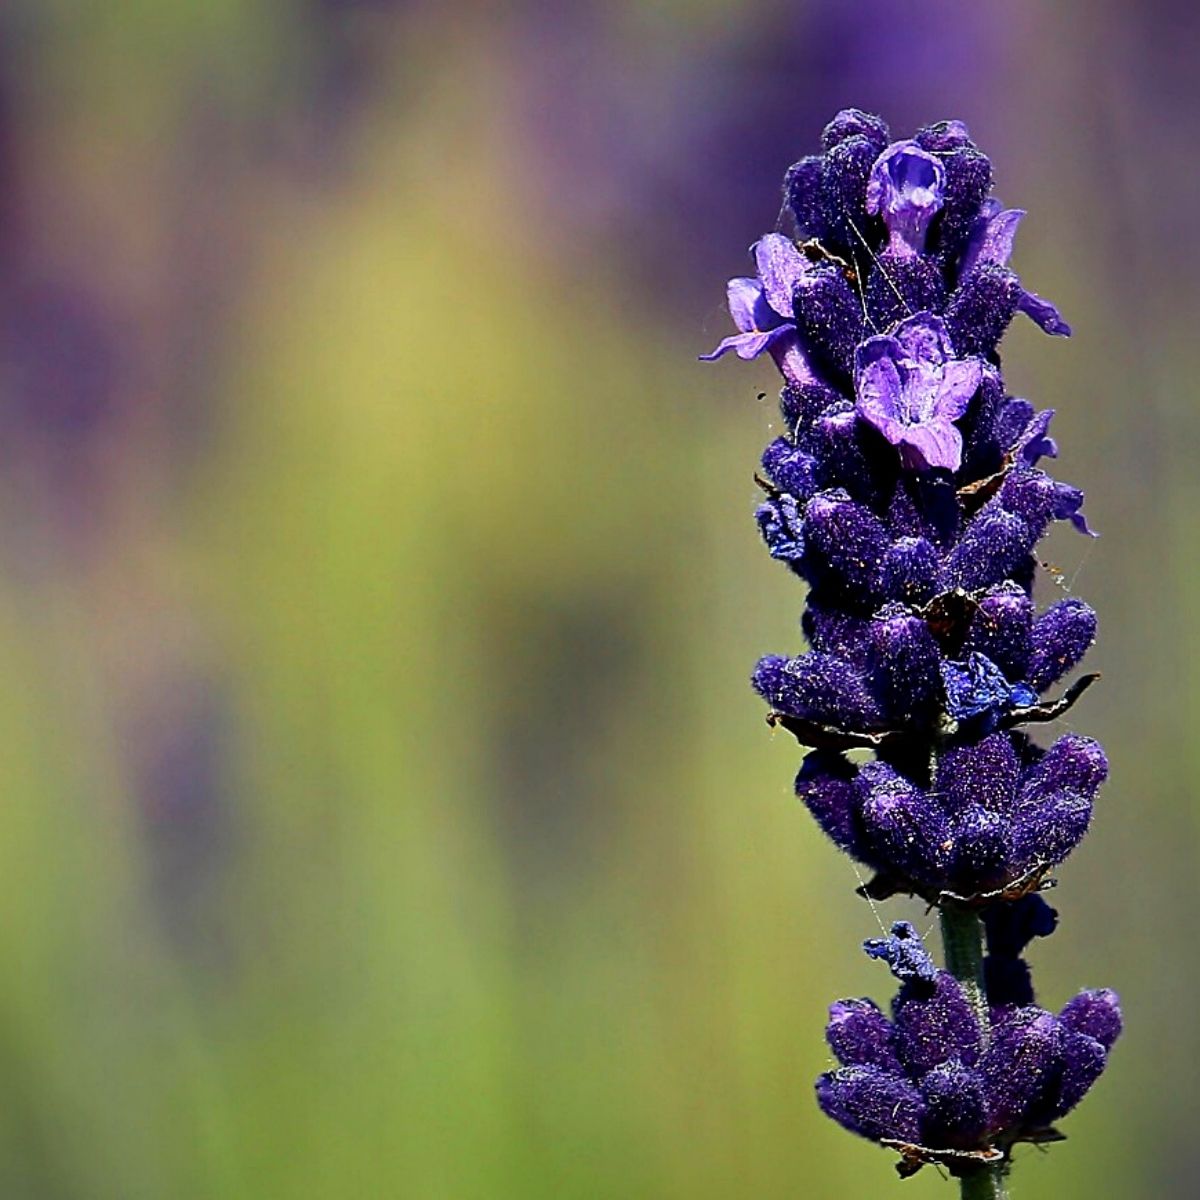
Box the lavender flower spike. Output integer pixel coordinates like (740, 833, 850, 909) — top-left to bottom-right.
(707, 109, 1118, 1196)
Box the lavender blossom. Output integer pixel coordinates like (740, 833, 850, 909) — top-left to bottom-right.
(701, 235, 816, 384)
(854, 313, 983, 472)
(816, 925, 1121, 1171)
(707, 111, 1119, 1194)
(793, 731, 1106, 902)
(866, 141, 946, 257)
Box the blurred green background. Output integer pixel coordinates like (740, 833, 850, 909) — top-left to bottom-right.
(0, 1, 1189, 1196)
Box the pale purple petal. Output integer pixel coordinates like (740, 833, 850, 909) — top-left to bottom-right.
(753, 234, 810, 320)
(894, 311, 954, 370)
(935, 359, 984, 422)
(855, 339, 905, 429)
(855, 331, 905, 376)
(701, 270, 799, 366)
(961, 206, 1025, 277)
(900, 422, 963, 473)
(769, 330, 819, 386)
(701, 327, 786, 363)
(866, 141, 946, 256)
(726, 277, 770, 334)
(1018, 290, 1072, 337)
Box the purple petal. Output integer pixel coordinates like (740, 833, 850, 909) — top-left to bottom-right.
(1018, 290, 1072, 337)
(1000, 467, 1083, 539)
(855, 343, 906, 438)
(1019, 734, 1108, 803)
(795, 751, 863, 857)
(942, 506, 1032, 592)
(935, 358, 984, 422)
(1027, 599, 1097, 691)
(856, 764, 950, 886)
(1051, 1030, 1108, 1119)
(1051, 481, 1096, 536)
(980, 1009, 1061, 1131)
(894, 311, 954, 373)
(767, 329, 819, 386)
(1016, 408, 1059, 465)
(920, 1061, 990, 1149)
(751, 651, 882, 729)
(881, 536, 939, 605)
(1011, 791, 1093, 872)
(893, 973, 983, 1075)
(822, 108, 890, 152)
(948, 806, 1013, 894)
(753, 233, 809, 320)
(761, 438, 819, 498)
(699, 329, 776, 362)
(935, 733, 1021, 816)
(915, 119, 973, 151)
(726, 276, 772, 333)
(994, 395, 1035, 449)
(899, 421, 964, 473)
(870, 608, 941, 723)
(803, 490, 891, 596)
(961, 206, 1026, 277)
(963, 584, 1034, 680)
(866, 141, 946, 256)
(983, 894, 1059, 958)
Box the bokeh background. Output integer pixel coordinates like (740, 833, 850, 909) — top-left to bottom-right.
(0, 1, 1191, 1196)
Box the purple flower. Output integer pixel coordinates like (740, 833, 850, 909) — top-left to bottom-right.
(700, 235, 816, 384)
(791, 731, 1107, 899)
(864, 920, 938, 983)
(866, 140, 946, 256)
(961, 200, 1072, 336)
(854, 313, 982, 472)
(941, 651, 1037, 723)
(816, 928, 1121, 1154)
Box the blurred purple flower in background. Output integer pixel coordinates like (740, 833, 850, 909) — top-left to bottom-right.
(0, 0, 416, 944)
(509, 1, 1017, 305)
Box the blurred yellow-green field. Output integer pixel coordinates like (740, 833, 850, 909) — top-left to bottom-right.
(0, 2, 1190, 1197)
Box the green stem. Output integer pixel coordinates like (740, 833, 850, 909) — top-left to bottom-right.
(938, 902, 1009, 1200)
(958, 1165, 1008, 1200)
(938, 902, 990, 1037)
